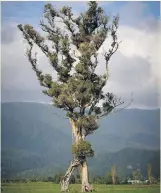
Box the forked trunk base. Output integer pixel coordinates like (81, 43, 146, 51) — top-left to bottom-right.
(60, 158, 83, 192)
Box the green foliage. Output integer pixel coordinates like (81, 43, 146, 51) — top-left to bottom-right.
(53, 173, 63, 184)
(72, 140, 94, 157)
(92, 175, 106, 184)
(17, 1, 122, 120)
(76, 115, 99, 135)
(75, 174, 81, 184)
(69, 174, 76, 184)
(104, 172, 120, 185)
(132, 168, 143, 181)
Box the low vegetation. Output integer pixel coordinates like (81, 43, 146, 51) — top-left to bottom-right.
(1, 183, 160, 193)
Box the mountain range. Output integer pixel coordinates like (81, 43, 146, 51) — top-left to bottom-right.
(1, 102, 160, 179)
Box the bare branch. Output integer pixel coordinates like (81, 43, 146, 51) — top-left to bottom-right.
(98, 93, 134, 119)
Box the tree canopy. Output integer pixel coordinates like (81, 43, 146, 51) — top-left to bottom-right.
(17, 2, 123, 125)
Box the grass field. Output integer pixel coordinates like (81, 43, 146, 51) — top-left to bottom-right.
(2, 183, 160, 193)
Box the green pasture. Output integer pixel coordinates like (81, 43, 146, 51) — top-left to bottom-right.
(2, 182, 160, 193)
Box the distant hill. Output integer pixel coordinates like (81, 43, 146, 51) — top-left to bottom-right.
(1, 102, 160, 179)
(89, 148, 160, 178)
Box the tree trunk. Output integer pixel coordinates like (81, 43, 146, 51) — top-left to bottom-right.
(60, 119, 81, 192)
(60, 119, 93, 192)
(111, 165, 116, 185)
(112, 176, 116, 185)
(60, 158, 83, 192)
(81, 159, 93, 192)
(60, 163, 75, 192)
(81, 135, 93, 192)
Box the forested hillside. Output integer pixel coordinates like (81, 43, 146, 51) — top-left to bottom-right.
(1, 102, 160, 179)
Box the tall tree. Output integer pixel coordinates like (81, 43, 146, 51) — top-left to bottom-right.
(111, 165, 116, 185)
(132, 168, 142, 181)
(18, 2, 124, 192)
(147, 163, 152, 184)
(132, 170, 137, 181)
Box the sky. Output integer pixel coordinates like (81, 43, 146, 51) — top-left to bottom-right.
(1, 1, 160, 109)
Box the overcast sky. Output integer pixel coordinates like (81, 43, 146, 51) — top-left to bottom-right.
(1, 1, 160, 109)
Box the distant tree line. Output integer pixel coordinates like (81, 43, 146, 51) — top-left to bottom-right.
(2, 164, 159, 185)
(2, 174, 159, 185)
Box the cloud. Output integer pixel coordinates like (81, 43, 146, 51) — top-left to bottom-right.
(1, 22, 54, 102)
(118, 2, 159, 32)
(95, 2, 160, 109)
(1, 2, 160, 109)
(1, 23, 17, 44)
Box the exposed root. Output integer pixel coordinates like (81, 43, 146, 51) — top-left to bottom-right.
(82, 183, 93, 192)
